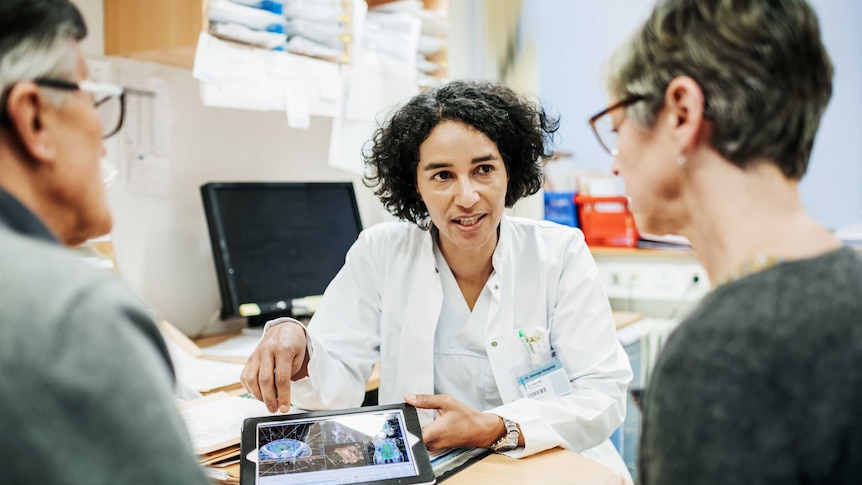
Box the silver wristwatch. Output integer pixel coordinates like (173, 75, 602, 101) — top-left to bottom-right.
(489, 418, 520, 452)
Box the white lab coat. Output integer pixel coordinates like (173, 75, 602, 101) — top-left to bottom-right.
(290, 215, 632, 468)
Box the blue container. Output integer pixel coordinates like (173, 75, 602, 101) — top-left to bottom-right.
(543, 192, 579, 228)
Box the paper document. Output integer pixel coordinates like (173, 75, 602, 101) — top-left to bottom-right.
(344, 50, 418, 122)
(199, 334, 261, 362)
(161, 327, 244, 393)
(170, 346, 245, 394)
(428, 446, 491, 477)
(836, 222, 862, 246)
(196, 32, 342, 116)
(193, 32, 266, 88)
(179, 392, 271, 455)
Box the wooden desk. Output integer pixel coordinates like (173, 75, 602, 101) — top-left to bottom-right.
(590, 246, 694, 259)
(214, 447, 631, 485)
(444, 448, 631, 485)
(612, 310, 642, 330)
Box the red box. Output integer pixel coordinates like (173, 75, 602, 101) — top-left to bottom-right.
(574, 195, 639, 248)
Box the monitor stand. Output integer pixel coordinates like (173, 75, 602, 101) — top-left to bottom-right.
(247, 309, 294, 327)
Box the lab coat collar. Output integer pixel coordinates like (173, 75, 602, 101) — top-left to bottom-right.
(492, 215, 512, 271)
(392, 226, 442, 424)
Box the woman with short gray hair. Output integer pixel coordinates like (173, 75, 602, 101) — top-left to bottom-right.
(589, 0, 862, 482)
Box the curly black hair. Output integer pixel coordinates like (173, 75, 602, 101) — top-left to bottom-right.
(362, 80, 559, 226)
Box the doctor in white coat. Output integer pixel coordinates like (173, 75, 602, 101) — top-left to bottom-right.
(241, 80, 633, 477)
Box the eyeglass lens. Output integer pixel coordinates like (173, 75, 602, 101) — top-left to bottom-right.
(592, 113, 618, 156)
(95, 95, 123, 139)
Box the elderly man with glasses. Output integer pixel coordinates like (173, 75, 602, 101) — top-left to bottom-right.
(0, 1, 209, 483)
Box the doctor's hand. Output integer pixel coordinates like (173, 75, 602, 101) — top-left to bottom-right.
(241, 321, 310, 413)
(404, 394, 507, 451)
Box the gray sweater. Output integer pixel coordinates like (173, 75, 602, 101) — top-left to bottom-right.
(0, 189, 210, 484)
(639, 246, 862, 484)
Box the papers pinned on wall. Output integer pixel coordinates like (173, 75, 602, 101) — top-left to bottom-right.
(343, 50, 418, 122)
(194, 32, 341, 124)
(328, 50, 419, 174)
(119, 75, 172, 197)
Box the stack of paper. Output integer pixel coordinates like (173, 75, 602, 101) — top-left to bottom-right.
(179, 392, 275, 484)
(429, 447, 491, 479)
(158, 320, 250, 396)
(836, 222, 862, 247)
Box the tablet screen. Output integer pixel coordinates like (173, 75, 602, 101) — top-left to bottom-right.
(254, 408, 418, 484)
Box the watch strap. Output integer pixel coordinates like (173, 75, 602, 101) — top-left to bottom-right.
(489, 417, 519, 452)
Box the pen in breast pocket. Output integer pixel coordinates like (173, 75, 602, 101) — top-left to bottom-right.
(517, 329, 534, 354)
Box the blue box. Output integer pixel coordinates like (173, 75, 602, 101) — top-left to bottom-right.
(543, 192, 579, 228)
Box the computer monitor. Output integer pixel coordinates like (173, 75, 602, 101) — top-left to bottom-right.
(201, 182, 363, 325)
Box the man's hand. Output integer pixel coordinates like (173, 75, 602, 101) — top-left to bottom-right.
(241, 321, 309, 413)
(403, 394, 508, 451)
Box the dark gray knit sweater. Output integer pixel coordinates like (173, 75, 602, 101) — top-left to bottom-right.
(639, 246, 862, 484)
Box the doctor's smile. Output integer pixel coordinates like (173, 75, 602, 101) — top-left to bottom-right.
(453, 214, 484, 229)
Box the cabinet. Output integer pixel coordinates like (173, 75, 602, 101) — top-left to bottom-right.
(104, 0, 208, 68)
(421, 0, 449, 80)
(105, 0, 448, 79)
(590, 247, 710, 319)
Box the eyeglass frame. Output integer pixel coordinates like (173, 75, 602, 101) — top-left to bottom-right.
(588, 94, 647, 157)
(32, 78, 127, 139)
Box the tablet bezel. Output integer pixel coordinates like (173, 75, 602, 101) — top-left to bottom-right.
(240, 403, 435, 485)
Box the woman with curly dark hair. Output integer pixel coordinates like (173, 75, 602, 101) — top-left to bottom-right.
(242, 80, 632, 477)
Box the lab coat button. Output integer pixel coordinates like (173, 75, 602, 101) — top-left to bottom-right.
(491, 341, 498, 347)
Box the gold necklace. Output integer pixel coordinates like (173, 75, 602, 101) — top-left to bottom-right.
(713, 254, 785, 288)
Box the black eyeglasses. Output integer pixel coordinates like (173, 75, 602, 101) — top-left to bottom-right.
(34, 78, 126, 139)
(588, 94, 646, 156)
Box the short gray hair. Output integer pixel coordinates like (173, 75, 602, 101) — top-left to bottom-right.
(0, 0, 88, 120)
(606, 0, 833, 180)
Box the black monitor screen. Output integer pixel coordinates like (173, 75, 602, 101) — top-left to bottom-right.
(201, 182, 362, 322)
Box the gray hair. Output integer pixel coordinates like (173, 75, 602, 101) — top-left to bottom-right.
(606, 0, 833, 180)
(0, 0, 87, 120)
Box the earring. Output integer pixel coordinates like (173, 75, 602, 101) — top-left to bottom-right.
(676, 153, 687, 166)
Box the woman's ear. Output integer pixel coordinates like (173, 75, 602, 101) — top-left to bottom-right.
(663, 76, 706, 155)
(5, 82, 57, 163)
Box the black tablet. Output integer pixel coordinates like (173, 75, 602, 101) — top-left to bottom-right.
(240, 403, 436, 485)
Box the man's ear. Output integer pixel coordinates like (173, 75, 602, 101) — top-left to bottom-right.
(663, 76, 706, 155)
(5, 82, 57, 163)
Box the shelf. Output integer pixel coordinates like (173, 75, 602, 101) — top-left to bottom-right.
(104, 0, 448, 78)
(589, 246, 695, 259)
(104, 0, 208, 69)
